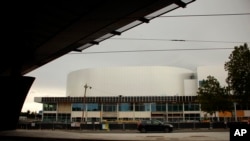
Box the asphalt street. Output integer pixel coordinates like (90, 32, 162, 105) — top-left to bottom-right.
(0, 129, 229, 141)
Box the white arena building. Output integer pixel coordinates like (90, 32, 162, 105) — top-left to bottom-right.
(66, 66, 198, 97)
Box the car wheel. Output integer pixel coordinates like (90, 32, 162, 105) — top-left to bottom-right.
(140, 128, 147, 133)
(164, 127, 170, 133)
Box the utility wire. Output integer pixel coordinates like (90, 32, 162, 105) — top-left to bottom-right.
(91, 13, 250, 20)
(110, 38, 249, 44)
(68, 12, 250, 54)
(158, 13, 250, 18)
(69, 48, 234, 55)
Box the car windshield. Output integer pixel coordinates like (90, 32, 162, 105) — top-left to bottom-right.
(152, 120, 163, 125)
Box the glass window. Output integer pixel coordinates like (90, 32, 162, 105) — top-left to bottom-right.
(168, 103, 183, 112)
(152, 120, 163, 125)
(119, 103, 133, 111)
(199, 80, 205, 87)
(87, 103, 100, 111)
(157, 103, 166, 111)
(151, 103, 166, 112)
(135, 103, 150, 111)
(43, 113, 56, 122)
(151, 103, 156, 112)
(72, 103, 84, 111)
(57, 113, 71, 123)
(43, 103, 57, 111)
(103, 104, 117, 112)
(184, 103, 200, 111)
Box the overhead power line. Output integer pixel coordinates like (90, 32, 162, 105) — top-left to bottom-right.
(69, 48, 234, 55)
(110, 38, 249, 44)
(158, 13, 250, 18)
(90, 13, 250, 20)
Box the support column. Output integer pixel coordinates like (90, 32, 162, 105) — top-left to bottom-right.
(0, 76, 35, 131)
(100, 103, 103, 122)
(117, 103, 119, 120)
(133, 103, 135, 120)
(183, 103, 185, 121)
(166, 103, 168, 122)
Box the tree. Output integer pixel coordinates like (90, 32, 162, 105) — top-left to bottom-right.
(20, 110, 41, 120)
(27, 110, 30, 116)
(197, 75, 233, 121)
(224, 43, 250, 104)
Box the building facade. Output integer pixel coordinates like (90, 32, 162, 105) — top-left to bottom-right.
(35, 95, 200, 123)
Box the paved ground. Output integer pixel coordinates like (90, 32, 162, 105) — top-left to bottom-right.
(0, 129, 230, 141)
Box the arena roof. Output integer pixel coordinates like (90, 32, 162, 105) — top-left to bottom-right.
(35, 96, 198, 103)
(1, 0, 195, 76)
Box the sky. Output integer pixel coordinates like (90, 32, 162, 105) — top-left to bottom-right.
(23, 0, 250, 112)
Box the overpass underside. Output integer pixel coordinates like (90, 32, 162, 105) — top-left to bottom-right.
(0, 0, 195, 131)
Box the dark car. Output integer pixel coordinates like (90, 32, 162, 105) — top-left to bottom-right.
(137, 119, 174, 133)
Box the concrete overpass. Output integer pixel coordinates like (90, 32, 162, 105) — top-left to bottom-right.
(0, 0, 195, 130)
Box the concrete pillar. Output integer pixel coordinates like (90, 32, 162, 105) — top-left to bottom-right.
(166, 103, 168, 122)
(0, 76, 35, 131)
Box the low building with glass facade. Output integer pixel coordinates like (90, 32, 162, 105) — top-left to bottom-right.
(35, 95, 201, 123)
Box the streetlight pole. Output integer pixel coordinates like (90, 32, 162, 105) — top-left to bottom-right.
(233, 102, 237, 122)
(82, 83, 92, 123)
(118, 95, 122, 121)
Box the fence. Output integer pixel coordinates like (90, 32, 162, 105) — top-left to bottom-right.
(16, 121, 244, 130)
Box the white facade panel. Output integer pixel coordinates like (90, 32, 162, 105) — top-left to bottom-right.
(183, 111, 200, 114)
(66, 66, 194, 97)
(119, 112, 134, 118)
(184, 79, 197, 96)
(71, 111, 83, 117)
(244, 110, 250, 117)
(86, 112, 101, 117)
(134, 111, 151, 118)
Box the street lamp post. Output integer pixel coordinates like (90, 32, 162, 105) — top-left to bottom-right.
(233, 102, 237, 122)
(118, 95, 122, 121)
(82, 83, 92, 123)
